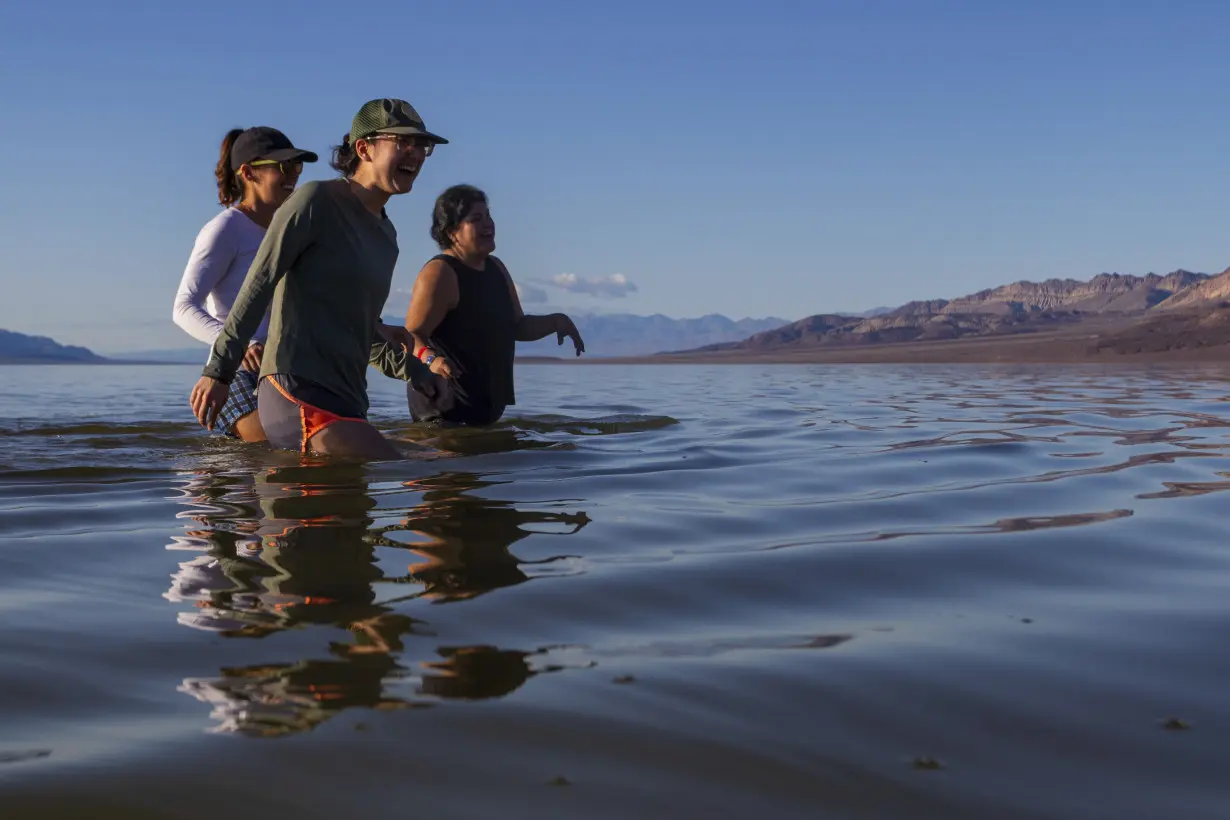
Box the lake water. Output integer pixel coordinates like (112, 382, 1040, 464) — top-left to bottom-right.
(2, 362, 1230, 819)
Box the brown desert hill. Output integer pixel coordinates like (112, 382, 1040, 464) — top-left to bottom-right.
(703, 308, 1090, 353)
(939, 270, 1206, 314)
(1087, 301, 1230, 355)
(1156, 266, 1230, 310)
(656, 268, 1230, 363)
(685, 272, 1204, 355)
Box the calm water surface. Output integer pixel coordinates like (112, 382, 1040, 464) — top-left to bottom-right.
(2, 363, 1229, 819)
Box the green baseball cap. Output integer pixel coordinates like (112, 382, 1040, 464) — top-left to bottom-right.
(349, 98, 449, 145)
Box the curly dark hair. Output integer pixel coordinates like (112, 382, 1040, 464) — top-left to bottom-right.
(430, 185, 488, 250)
(330, 133, 361, 177)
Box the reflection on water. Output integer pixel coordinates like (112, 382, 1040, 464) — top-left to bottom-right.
(7, 365, 1230, 818)
(382, 471, 589, 602)
(166, 463, 591, 736)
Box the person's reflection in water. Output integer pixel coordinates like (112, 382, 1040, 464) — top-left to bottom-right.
(166, 465, 592, 737)
(179, 640, 416, 738)
(164, 470, 270, 634)
(418, 645, 546, 700)
(167, 465, 399, 637)
(373, 470, 590, 603)
(171, 465, 428, 736)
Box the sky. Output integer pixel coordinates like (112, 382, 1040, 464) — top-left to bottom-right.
(1, 0, 1229, 353)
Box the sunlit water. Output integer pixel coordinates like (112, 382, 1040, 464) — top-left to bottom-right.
(2, 362, 1230, 819)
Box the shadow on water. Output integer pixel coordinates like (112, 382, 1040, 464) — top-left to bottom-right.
(164, 461, 592, 738)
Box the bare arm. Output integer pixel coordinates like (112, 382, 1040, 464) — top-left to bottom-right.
(494, 258, 585, 354)
(368, 260, 461, 383)
(404, 258, 459, 355)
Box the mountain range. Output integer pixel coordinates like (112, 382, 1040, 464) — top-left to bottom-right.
(0, 329, 106, 364)
(14, 266, 1230, 365)
(679, 269, 1226, 357)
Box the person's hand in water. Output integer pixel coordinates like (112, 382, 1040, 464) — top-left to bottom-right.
(553, 314, 585, 356)
(241, 342, 264, 373)
(190, 377, 231, 430)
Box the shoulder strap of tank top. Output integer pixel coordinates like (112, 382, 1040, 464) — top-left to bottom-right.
(433, 254, 504, 278)
(431, 253, 464, 275)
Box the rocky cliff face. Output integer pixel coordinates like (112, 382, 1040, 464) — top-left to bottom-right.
(940, 271, 1207, 314)
(688, 269, 1216, 354)
(697, 309, 1088, 352)
(1156, 267, 1230, 310)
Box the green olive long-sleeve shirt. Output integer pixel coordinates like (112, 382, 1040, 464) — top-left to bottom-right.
(203, 180, 400, 416)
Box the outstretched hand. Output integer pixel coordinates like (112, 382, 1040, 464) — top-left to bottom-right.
(553, 314, 585, 356)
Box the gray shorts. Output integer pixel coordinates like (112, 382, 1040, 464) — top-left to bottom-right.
(257, 373, 366, 452)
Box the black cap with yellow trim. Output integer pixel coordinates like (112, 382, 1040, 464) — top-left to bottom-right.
(230, 127, 318, 170)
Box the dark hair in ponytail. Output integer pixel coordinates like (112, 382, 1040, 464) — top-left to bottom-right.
(215, 128, 245, 207)
(330, 133, 360, 177)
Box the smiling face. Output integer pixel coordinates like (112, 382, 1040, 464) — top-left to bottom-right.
(356, 133, 433, 196)
(241, 159, 303, 208)
(449, 200, 496, 257)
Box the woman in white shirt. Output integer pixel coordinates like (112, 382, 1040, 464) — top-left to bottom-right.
(173, 127, 318, 441)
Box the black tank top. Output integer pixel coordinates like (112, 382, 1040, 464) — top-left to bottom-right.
(407, 254, 517, 425)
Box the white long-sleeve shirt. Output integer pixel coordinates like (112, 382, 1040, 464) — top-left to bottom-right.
(173, 208, 270, 346)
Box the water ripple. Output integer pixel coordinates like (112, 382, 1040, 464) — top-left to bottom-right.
(3, 363, 1230, 819)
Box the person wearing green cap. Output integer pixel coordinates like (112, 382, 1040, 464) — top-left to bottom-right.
(189, 99, 446, 460)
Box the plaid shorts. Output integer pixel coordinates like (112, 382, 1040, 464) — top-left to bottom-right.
(213, 368, 260, 437)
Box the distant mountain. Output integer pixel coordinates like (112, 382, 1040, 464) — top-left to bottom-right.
(1156, 265, 1230, 310)
(681, 269, 1217, 355)
(856, 306, 895, 317)
(381, 312, 792, 357)
(935, 270, 1207, 314)
(0, 329, 107, 363)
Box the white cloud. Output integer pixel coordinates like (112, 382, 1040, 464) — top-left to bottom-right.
(381, 287, 413, 316)
(549, 273, 638, 298)
(515, 282, 549, 304)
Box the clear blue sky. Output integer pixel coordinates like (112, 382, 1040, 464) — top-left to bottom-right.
(1, 0, 1228, 353)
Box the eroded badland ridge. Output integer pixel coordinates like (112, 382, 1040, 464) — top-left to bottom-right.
(651, 267, 1230, 363)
